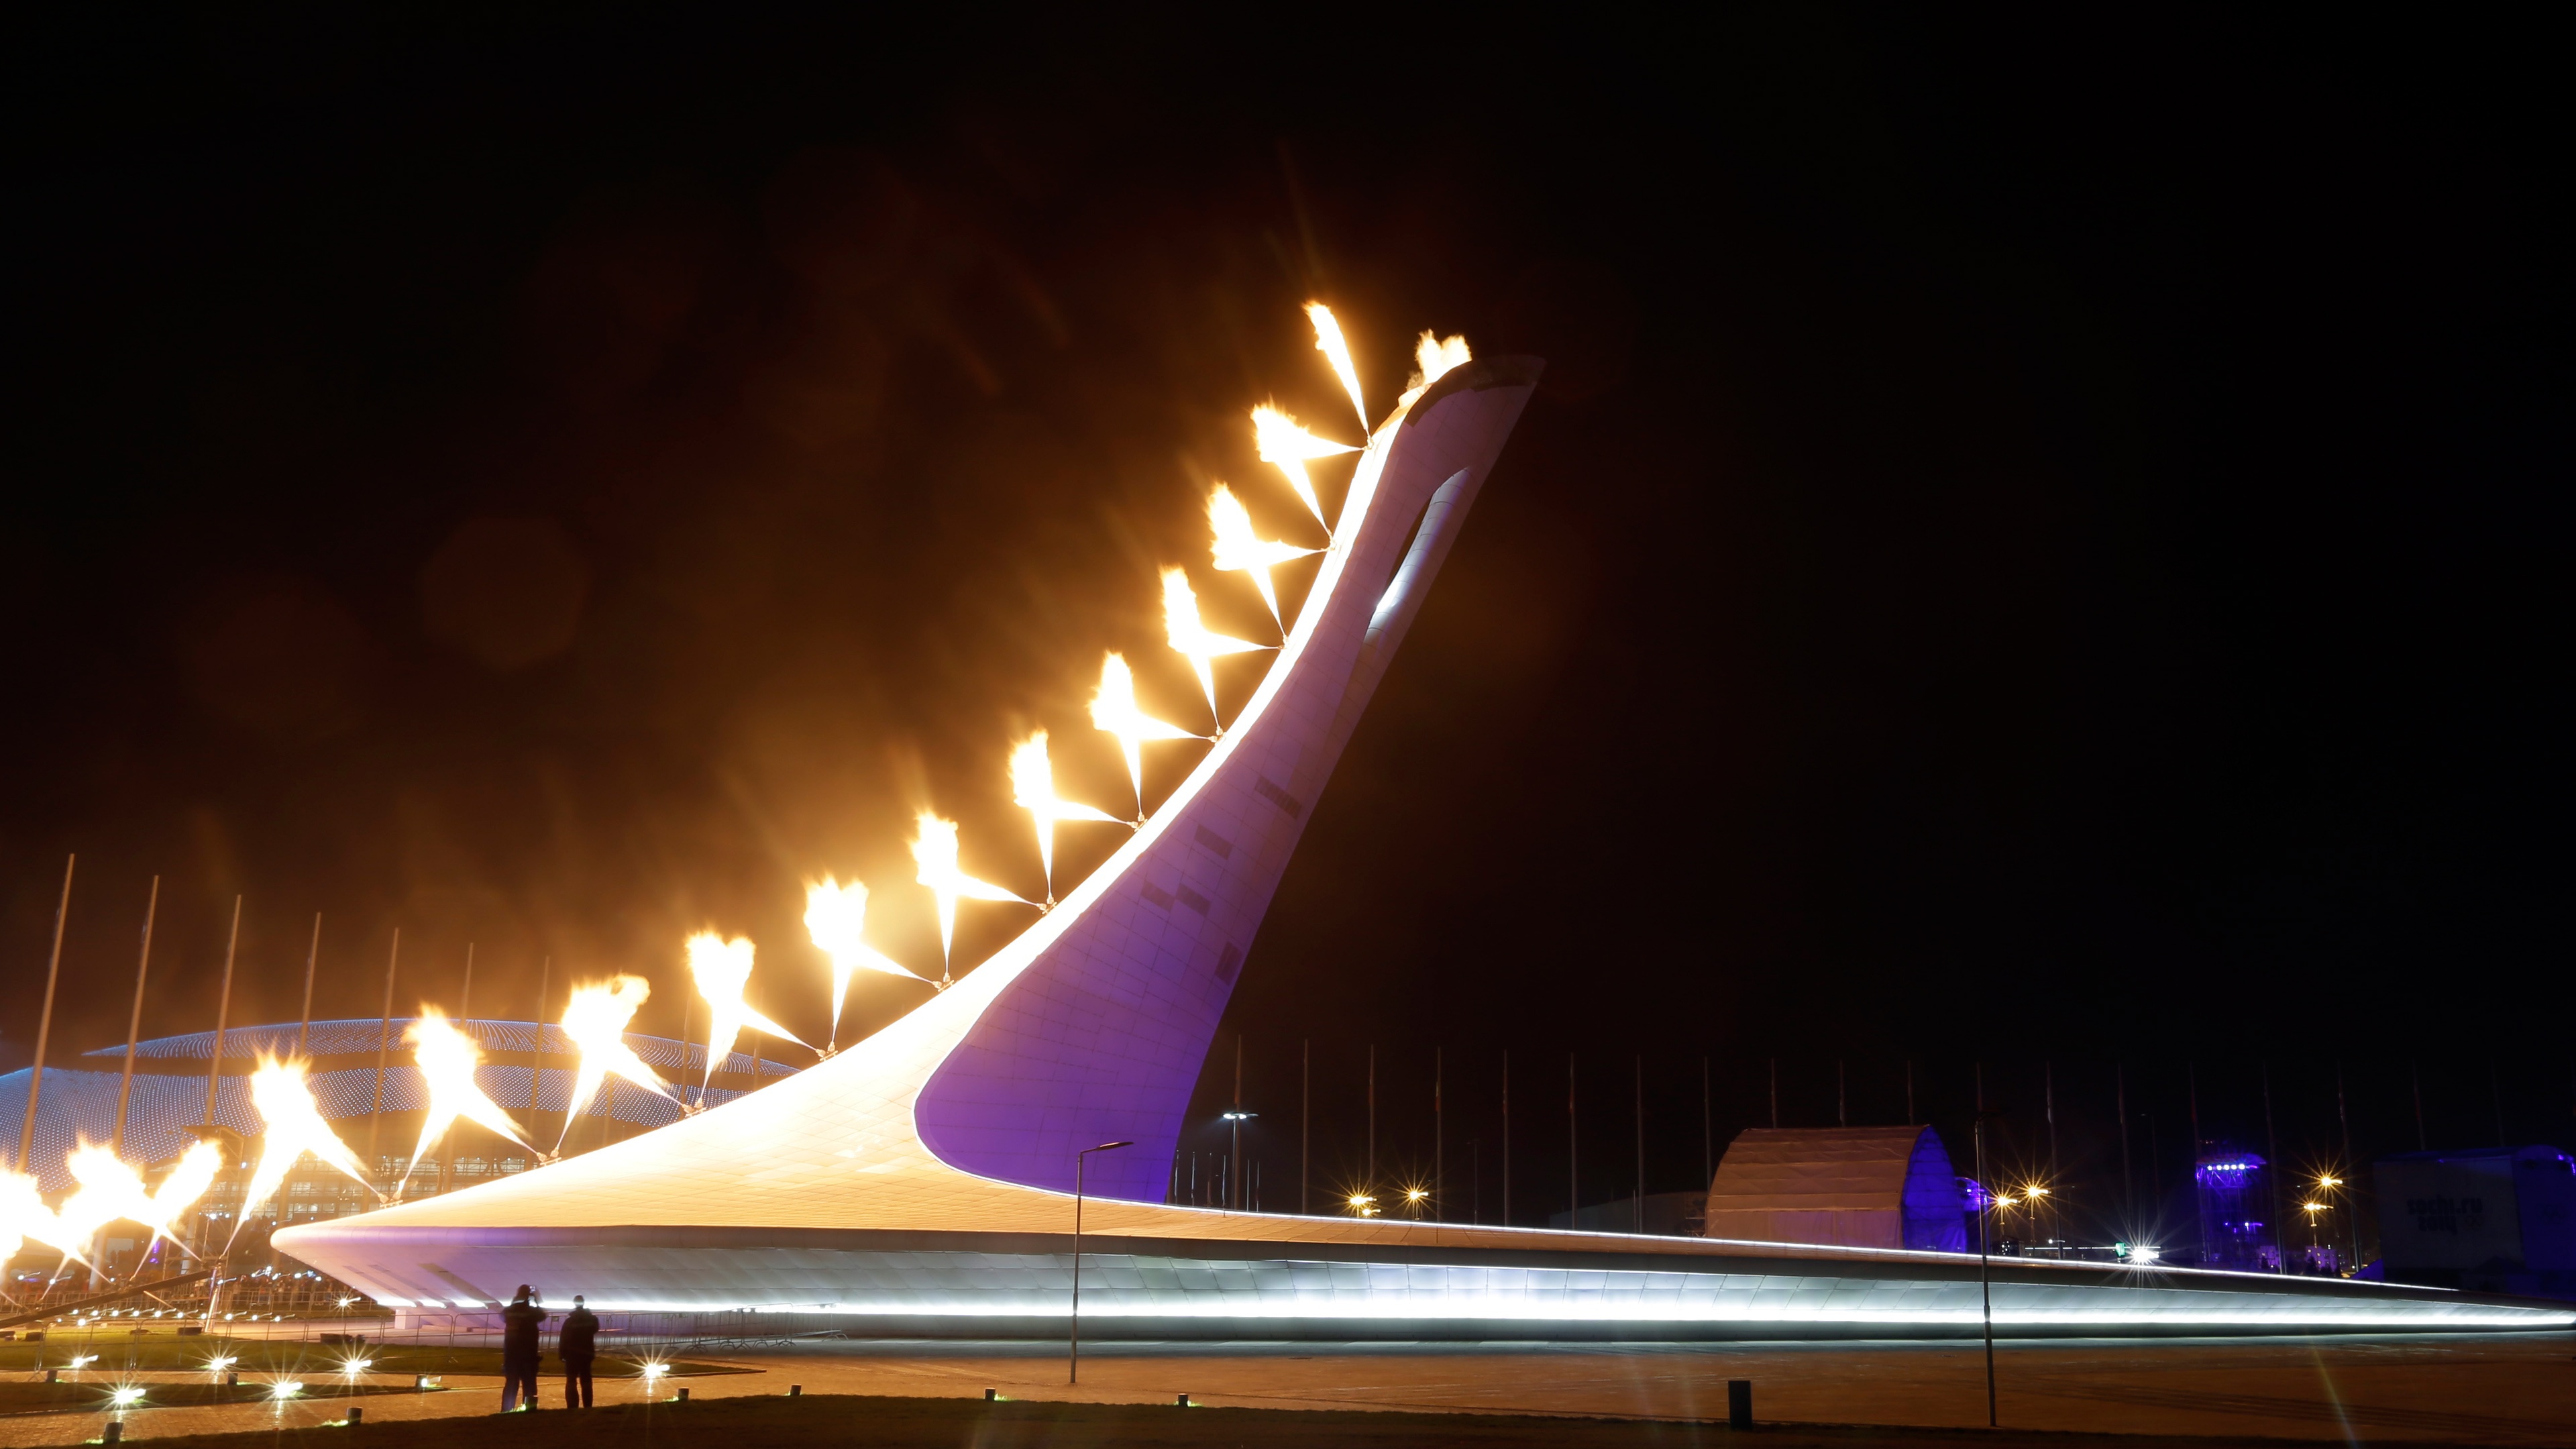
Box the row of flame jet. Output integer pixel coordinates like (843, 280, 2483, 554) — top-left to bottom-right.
(0, 307, 1470, 1273)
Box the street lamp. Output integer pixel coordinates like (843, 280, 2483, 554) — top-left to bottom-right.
(1068, 1140, 1132, 1387)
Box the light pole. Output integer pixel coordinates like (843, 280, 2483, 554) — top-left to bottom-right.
(1222, 1112, 1256, 1211)
(1069, 1140, 1132, 1386)
(1974, 1110, 2002, 1429)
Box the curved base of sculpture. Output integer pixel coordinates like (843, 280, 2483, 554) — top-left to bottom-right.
(272, 351, 2573, 1342)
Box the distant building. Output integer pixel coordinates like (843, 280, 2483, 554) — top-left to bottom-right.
(1701, 1126, 1967, 1252)
(2194, 1152, 2271, 1271)
(1546, 1191, 1707, 1236)
(2375, 1145, 2576, 1301)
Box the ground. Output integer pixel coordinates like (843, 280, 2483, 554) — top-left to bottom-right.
(0, 1334, 2566, 1447)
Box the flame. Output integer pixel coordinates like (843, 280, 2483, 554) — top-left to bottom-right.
(54, 1139, 222, 1256)
(234, 1056, 376, 1243)
(804, 877, 932, 1046)
(1161, 567, 1265, 724)
(0, 1168, 73, 1265)
(1088, 651, 1199, 819)
(553, 976, 677, 1152)
(1305, 302, 1370, 433)
(1009, 731, 1124, 902)
(1208, 483, 1317, 629)
(910, 814, 1035, 983)
(1250, 404, 1357, 529)
(1405, 331, 1470, 396)
(398, 1013, 534, 1193)
(686, 933, 811, 1099)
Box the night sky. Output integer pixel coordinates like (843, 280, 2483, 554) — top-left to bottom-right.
(7, 13, 2564, 1237)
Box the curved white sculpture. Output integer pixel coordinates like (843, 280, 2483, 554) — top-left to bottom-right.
(274, 357, 2572, 1339)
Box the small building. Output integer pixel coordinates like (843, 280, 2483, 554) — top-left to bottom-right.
(2375, 1144, 2576, 1300)
(1701, 1126, 1967, 1252)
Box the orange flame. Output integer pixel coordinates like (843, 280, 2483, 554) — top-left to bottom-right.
(1250, 404, 1357, 529)
(1088, 651, 1198, 818)
(1405, 331, 1470, 396)
(554, 976, 678, 1152)
(1161, 567, 1265, 724)
(400, 1013, 535, 1191)
(686, 933, 811, 1100)
(1209, 482, 1317, 629)
(804, 877, 931, 1046)
(910, 814, 1036, 983)
(1010, 731, 1124, 902)
(56, 1139, 223, 1258)
(1305, 303, 1370, 433)
(235, 1055, 376, 1242)
(0, 1169, 68, 1266)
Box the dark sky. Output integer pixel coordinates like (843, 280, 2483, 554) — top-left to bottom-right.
(7, 13, 2565, 1230)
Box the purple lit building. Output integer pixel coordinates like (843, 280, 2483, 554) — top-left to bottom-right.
(2194, 1152, 2271, 1271)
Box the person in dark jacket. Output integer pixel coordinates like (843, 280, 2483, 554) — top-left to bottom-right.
(558, 1295, 599, 1408)
(499, 1285, 544, 1412)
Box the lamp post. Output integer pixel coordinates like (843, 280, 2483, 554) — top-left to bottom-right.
(1220, 1112, 1256, 1211)
(1974, 1110, 2003, 1429)
(1069, 1140, 1132, 1386)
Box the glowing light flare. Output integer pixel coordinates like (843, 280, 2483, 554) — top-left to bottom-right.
(110, 1386, 145, 1407)
(398, 1013, 535, 1193)
(1405, 331, 1471, 398)
(1304, 303, 1369, 433)
(1009, 733, 1123, 904)
(269, 1381, 304, 1401)
(806, 877, 932, 1046)
(205, 1356, 237, 1377)
(911, 814, 1036, 983)
(686, 934, 812, 1101)
(1250, 405, 1357, 529)
(1089, 653, 1199, 820)
(553, 977, 678, 1154)
(1208, 484, 1316, 629)
(1161, 568, 1266, 725)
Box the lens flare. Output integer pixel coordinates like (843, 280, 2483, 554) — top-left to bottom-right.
(805, 876, 933, 1046)
(1208, 484, 1317, 629)
(398, 1013, 535, 1192)
(1250, 404, 1357, 529)
(1008, 731, 1124, 904)
(1305, 302, 1369, 433)
(1405, 331, 1471, 397)
(553, 976, 678, 1152)
(1088, 652, 1199, 820)
(1161, 568, 1266, 725)
(233, 1057, 376, 1245)
(686, 934, 811, 1101)
(911, 814, 1036, 984)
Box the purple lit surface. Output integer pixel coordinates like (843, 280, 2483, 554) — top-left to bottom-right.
(912, 362, 1540, 1203)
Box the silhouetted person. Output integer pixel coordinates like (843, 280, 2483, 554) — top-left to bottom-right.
(559, 1294, 598, 1408)
(499, 1285, 543, 1412)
